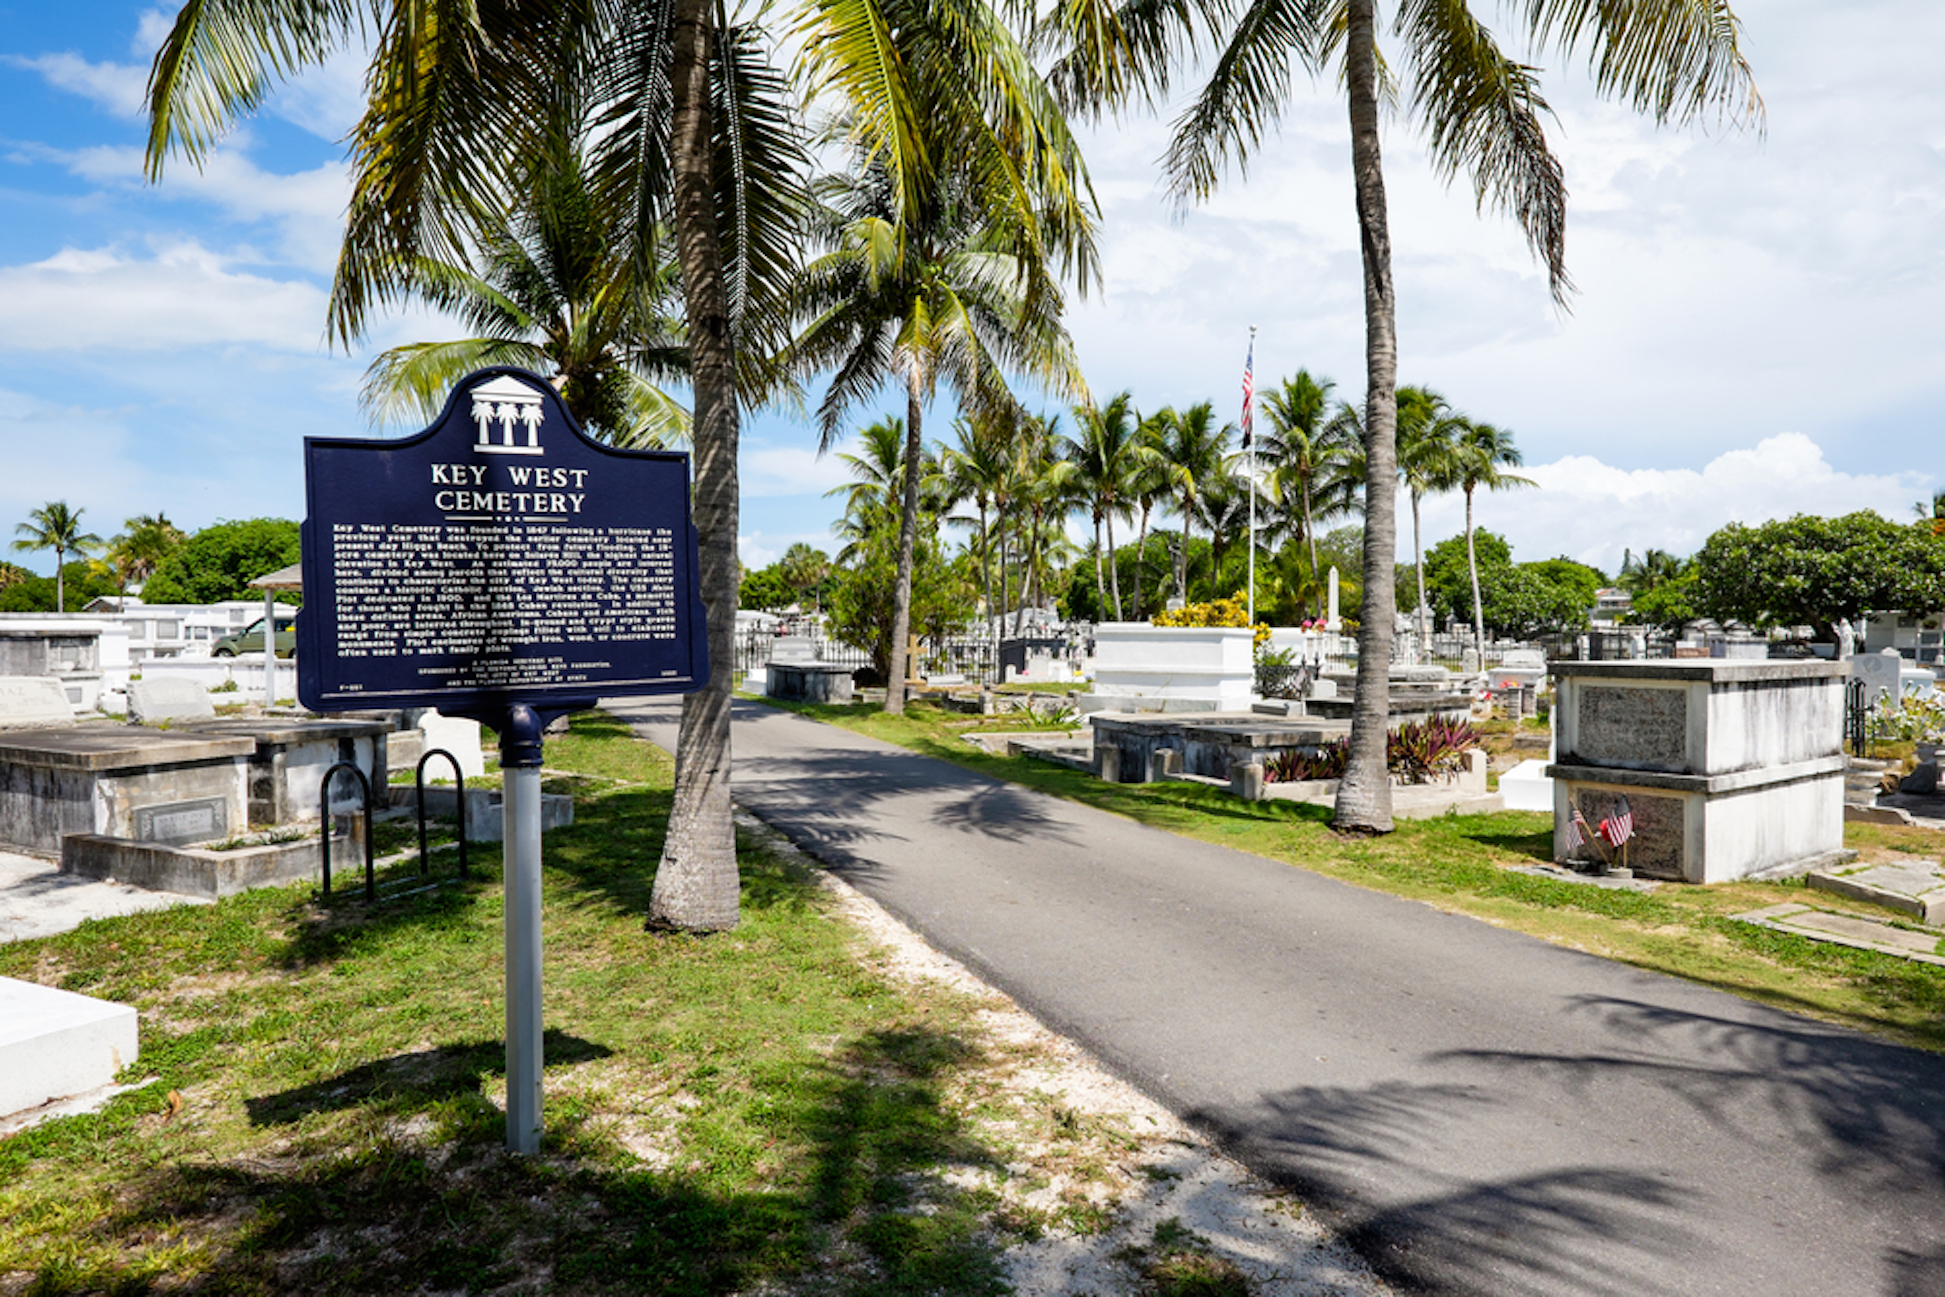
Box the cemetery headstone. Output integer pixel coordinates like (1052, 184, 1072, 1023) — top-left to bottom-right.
(418, 710, 487, 779)
(128, 677, 216, 724)
(1851, 649, 1904, 709)
(0, 677, 74, 728)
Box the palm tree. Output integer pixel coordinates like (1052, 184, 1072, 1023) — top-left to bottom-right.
(1153, 401, 1230, 604)
(1258, 371, 1361, 581)
(1195, 463, 1253, 600)
(1453, 420, 1534, 652)
(786, 136, 1090, 712)
(1047, 0, 1760, 832)
(1064, 391, 1147, 621)
(144, 0, 1095, 925)
(13, 502, 102, 613)
(1395, 386, 1464, 649)
(826, 417, 913, 559)
(146, 3, 806, 934)
(106, 513, 186, 608)
(359, 135, 693, 448)
(940, 416, 1014, 664)
(1007, 414, 1079, 634)
(1128, 410, 1174, 619)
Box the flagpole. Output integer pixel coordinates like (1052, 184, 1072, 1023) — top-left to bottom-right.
(1245, 325, 1257, 627)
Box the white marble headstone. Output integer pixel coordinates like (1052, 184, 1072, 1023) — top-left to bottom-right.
(0, 677, 75, 728)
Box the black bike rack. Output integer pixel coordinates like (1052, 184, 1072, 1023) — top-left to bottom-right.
(414, 748, 470, 879)
(1845, 677, 1870, 758)
(319, 761, 375, 901)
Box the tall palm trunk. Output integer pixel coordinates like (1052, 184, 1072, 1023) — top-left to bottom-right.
(1411, 487, 1429, 649)
(1176, 493, 1192, 603)
(54, 545, 66, 614)
(1133, 503, 1151, 619)
(1092, 509, 1108, 623)
(651, 0, 741, 930)
(884, 373, 925, 714)
(1334, 0, 1398, 834)
(1466, 486, 1486, 652)
(977, 498, 995, 677)
(1105, 511, 1123, 619)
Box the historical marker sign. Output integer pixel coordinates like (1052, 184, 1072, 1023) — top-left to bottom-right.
(297, 368, 708, 714)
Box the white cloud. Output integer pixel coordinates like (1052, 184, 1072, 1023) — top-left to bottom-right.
(1410, 433, 1932, 574)
(61, 144, 351, 272)
(3, 51, 147, 118)
(0, 242, 328, 352)
(741, 444, 853, 500)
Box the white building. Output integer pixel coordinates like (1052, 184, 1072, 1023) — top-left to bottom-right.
(80, 597, 269, 664)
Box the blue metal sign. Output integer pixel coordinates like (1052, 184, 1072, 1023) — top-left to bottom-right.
(297, 367, 707, 714)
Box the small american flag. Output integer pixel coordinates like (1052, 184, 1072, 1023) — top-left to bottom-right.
(1598, 796, 1634, 847)
(1240, 336, 1254, 449)
(1567, 801, 1590, 850)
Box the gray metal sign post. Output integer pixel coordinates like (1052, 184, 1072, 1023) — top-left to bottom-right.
(500, 704, 546, 1153)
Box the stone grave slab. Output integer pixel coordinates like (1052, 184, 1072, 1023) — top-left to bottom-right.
(0, 726, 252, 856)
(128, 677, 216, 724)
(1807, 860, 1945, 926)
(0, 677, 75, 729)
(0, 976, 139, 1118)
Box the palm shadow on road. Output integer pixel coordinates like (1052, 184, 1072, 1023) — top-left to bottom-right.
(1193, 1079, 1702, 1297)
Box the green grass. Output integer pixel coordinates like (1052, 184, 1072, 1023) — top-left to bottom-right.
(0, 711, 1149, 1296)
(762, 697, 1945, 1054)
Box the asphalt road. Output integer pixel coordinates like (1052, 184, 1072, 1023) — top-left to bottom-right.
(611, 697, 1945, 1297)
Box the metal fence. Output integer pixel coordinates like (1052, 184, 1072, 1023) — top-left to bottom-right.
(735, 628, 1010, 686)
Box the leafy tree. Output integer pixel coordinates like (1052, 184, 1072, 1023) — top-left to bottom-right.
(826, 526, 977, 681)
(1690, 512, 1945, 641)
(739, 565, 794, 611)
(0, 562, 119, 614)
(12, 501, 102, 613)
(1629, 568, 1699, 638)
(140, 519, 301, 607)
(1047, 0, 1761, 832)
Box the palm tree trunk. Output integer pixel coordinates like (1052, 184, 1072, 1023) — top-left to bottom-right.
(1333, 0, 1398, 835)
(1412, 489, 1429, 650)
(1106, 512, 1123, 620)
(1466, 486, 1486, 654)
(1303, 479, 1318, 578)
(1176, 494, 1191, 603)
(885, 374, 925, 715)
(977, 499, 994, 679)
(1133, 505, 1150, 619)
(54, 545, 65, 614)
(651, 0, 741, 931)
(1092, 509, 1108, 623)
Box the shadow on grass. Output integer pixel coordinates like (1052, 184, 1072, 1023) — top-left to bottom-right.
(32, 1025, 1013, 1297)
(245, 1030, 612, 1127)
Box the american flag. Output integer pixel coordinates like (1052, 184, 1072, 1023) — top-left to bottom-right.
(1598, 796, 1634, 847)
(1567, 801, 1591, 850)
(1240, 336, 1254, 449)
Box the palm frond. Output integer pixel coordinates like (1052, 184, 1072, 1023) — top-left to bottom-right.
(1518, 0, 1763, 131)
(1163, 0, 1325, 203)
(1399, 0, 1570, 303)
(360, 337, 553, 428)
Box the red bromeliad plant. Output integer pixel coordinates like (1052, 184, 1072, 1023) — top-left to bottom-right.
(1263, 716, 1479, 786)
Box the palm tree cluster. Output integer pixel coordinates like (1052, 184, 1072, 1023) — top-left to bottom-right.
(138, 0, 1763, 885)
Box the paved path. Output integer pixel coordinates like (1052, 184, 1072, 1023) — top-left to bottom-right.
(612, 698, 1945, 1297)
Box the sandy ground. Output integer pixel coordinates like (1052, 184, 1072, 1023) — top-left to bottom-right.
(738, 811, 1397, 1297)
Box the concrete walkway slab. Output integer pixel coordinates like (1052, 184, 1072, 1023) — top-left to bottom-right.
(0, 850, 206, 944)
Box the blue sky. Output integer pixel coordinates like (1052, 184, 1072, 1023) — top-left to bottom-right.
(3, 2, 1940, 581)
